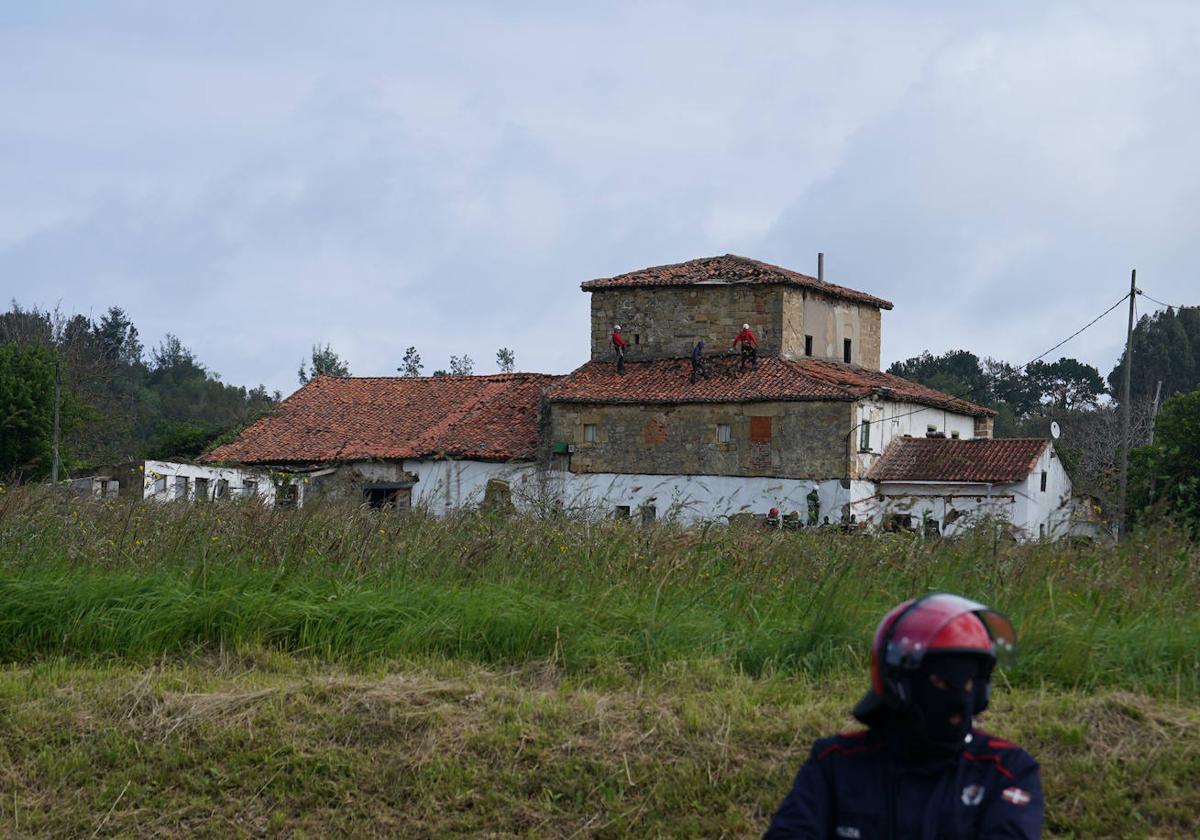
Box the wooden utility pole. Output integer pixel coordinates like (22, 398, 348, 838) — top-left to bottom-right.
(51, 359, 62, 483)
(1116, 269, 1137, 536)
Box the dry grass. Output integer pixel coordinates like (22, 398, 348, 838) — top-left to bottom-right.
(0, 656, 1196, 838)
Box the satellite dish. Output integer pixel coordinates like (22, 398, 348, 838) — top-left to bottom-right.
(1050, 421, 1061, 440)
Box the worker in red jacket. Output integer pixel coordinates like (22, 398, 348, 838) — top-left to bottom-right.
(765, 593, 1043, 838)
(732, 323, 757, 369)
(611, 324, 630, 374)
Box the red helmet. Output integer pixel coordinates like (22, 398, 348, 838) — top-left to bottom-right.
(855, 593, 1016, 721)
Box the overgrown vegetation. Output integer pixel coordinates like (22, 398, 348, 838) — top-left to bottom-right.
(0, 490, 1197, 836)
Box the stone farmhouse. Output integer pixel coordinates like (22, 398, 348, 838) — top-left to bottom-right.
(182, 253, 1092, 540)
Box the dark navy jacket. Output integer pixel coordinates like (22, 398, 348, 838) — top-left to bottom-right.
(765, 728, 1042, 839)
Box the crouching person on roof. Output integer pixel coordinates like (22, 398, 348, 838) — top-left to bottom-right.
(765, 593, 1043, 839)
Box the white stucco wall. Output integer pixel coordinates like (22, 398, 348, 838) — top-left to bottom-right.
(865, 442, 1079, 541)
(142, 460, 276, 504)
(853, 399, 978, 477)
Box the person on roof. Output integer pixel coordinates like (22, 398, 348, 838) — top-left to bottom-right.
(765, 593, 1042, 839)
(731, 323, 757, 370)
(690, 339, 708, 383)
(611, 325, 630, 374)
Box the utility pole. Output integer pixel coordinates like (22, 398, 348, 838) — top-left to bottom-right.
(51, 359, 62, 484)
(1148, 379, 1163, 505)
(1116, 269, 1137, 537)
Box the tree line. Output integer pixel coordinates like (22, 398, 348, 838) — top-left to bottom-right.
(1, 302, 279, 478)
(885, 305, 1200, 531)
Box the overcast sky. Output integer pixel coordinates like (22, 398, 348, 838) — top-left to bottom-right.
(3, 2, 1197, 396)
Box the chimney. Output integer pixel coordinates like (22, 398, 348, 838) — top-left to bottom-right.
(817, 252, 824, 283)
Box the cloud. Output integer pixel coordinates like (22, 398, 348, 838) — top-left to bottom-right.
(2, 2, 1197, 395)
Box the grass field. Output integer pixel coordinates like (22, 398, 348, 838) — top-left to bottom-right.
(0, 488, 1197, 837)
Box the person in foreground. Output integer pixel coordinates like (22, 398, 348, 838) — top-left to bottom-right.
(765, 593, 1043, 839)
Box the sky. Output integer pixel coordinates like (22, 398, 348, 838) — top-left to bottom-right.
(3, 1, 1198, 396)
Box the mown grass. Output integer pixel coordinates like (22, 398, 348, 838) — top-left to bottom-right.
(0, 487, 1198, 836)
(0, 656, 1196, 838)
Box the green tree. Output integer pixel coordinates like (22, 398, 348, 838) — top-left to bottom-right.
(1025, 357, 1106, 411)
(0, 343, 64, 479)
(449, 355, 474, 376)
(398, 346, 423, 377)
(298, 343, 350, 385)
(1129, 389, 1200, 534)
(1109, 306, 1200, 403)
(887, 350, 990, 405)
(496, 347, 515, 374)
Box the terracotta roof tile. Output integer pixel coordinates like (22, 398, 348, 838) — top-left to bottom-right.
(201, 373, 558, 465)
(867, 437, 1049, 483)
(580, 254, 893, 310)
(545, 357, 993, 416)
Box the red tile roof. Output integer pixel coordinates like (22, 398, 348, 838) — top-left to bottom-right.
(201, 373, 558, 465)
(867, 437, 1049, 484)
(580, 254, 893, 310)
(545, 357, 993, 416)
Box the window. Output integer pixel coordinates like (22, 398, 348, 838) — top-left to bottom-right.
(717, 423, 731, 443)
(173, 475, 188, 500)
(950, 430, 960, 439)
(640, 503, 656, 524)
(859, 420, 871, 452)
(215, 478, 229, 500)
(750, 416, 772, 443)
(613, 505, 631, 519)
(927, 424, 938, 435)
(1040, 471, 1048, 492)
(584, 423, 597, 443)
(634, 334, 640, 345)
(277, 483, 298, 509)
(924, 518, 941, 538)
(843, 338, 852, 363)
(194, 477, 209, 501)
(243, 480, 258, 497)
(152, 476, 166, 494)
(804, 335, 813, 356)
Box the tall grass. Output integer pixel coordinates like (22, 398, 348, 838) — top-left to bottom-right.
(1, 486, 1197, 696)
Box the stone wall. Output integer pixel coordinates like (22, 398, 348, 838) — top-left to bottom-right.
(549, 400, 855, 479)
(587, 285, 884, 369)
(589, 286, 785, 361)
(779, 289, 881, 369)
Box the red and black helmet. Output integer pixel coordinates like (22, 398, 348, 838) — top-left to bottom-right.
(853, 593, 1016, 721)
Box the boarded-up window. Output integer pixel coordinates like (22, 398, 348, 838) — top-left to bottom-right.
(750, 416, 772, 443)
(750, 416, 772, 470)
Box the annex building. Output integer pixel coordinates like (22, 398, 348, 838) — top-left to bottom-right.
(184, 254, 1091, 540)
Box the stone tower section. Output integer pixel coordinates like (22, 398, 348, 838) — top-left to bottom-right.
(581, 254, 892, 370)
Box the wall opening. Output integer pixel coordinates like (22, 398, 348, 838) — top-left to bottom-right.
(843, 338, 852, 363)
(194, 477, 210, 501)
(859, 420, 871, 452)
(1040, 471, 1048, 492)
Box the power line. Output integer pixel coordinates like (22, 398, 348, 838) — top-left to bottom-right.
(1020, 292, 1131, 369)
(1139, 289, 1193, 310)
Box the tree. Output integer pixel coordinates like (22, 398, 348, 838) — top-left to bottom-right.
(398, 346, 423, 377)
(1129, 389, 1200, 534)
(1108, 306, 1200, 405)
(496, 347, 515, 374)
(887, 350, 990, 405)
(298, 343, 350, 385)
(94, 306, 143, 365)
(449, 355, 474, 376)
(1025, 357, 1106, 411)
(0, 343, 63, 479)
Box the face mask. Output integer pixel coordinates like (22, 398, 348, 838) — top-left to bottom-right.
(908, 655, 983, 750)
